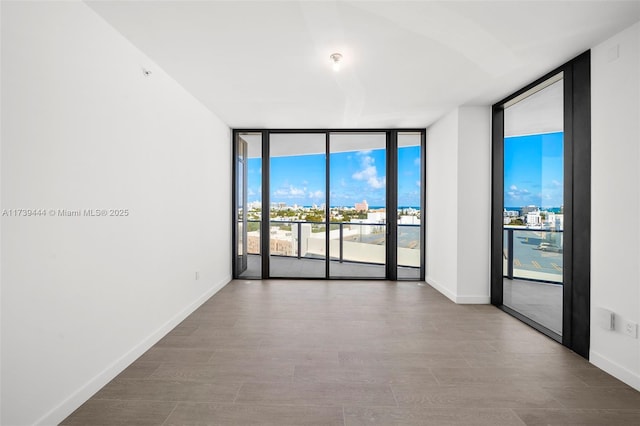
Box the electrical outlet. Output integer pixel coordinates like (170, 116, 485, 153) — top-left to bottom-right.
(195, 271, 200, 280)
(622, 320, 638, 338)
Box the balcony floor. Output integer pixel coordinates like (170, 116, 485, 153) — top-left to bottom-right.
(503, 278, 563, 335)
(239, 254, 420, 280)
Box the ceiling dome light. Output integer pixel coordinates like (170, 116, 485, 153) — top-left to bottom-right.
(330, 53, 343, 72)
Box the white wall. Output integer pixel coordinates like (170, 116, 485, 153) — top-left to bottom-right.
(426, 109, 459, 300)
(426, 107, 491, 303)
(1, 1, 232, 425)
(457, 107, 491, 302)
(590, 21, 640, 390)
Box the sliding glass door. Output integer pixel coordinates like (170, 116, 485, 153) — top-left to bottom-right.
(233, 129, 425, 281)
(329, 133, 387, 278)
(397, 132, 423, 280)
(269, 133, 327, 278)
(234, 132, 262, 279)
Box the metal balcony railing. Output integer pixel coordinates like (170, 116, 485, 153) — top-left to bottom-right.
(241, 219, 420, 268)
(503, 227, 563, 284)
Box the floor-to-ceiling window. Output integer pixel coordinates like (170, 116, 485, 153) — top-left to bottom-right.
(491, 52, 591, 357)
(502, 74, 565, 335)
(397, 132, 423, 280)
(234, 132, 263, 279)
(232, 129, 425, 281)
(329, 132, 387, 278)
(269, 133, 327, 278)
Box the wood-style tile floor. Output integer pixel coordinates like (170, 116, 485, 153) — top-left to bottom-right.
(62, 280, 640, 425)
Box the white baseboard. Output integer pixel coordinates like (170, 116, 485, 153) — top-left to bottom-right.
(455, 295, 491, 304)
(590, 350, 640, 391)
(36, 275, 232, 426)
(425, 277, 490, 304)
(425, 277, 457, 303)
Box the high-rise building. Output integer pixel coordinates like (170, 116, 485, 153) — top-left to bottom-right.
(354, 200, 369, 212)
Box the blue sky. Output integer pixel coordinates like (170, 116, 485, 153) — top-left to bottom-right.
(246, 146, 421, 208)
(504, 132, 563, 208)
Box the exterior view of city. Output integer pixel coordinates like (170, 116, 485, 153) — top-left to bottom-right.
(236, 137, 423, 277)
(503, 205, 563, 283)
(245, 200, 421, 268)
(503, 130, 564, 284)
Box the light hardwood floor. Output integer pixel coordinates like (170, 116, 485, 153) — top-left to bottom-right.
(62, 280, 640, 425)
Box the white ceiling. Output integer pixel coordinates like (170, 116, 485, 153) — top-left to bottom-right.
(87, 0, 640, 129)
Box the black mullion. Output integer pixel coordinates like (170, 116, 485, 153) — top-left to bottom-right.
(570, 51, 591, 359)
(387, 131, 398, 280)
(258, 128, 425, 134)
(231, 131, 238, 278)
(491, 106, 504, 306)
(261, 130, 270, 279)
(420, 130, 426, 281)
(325, 131, 330, 279)
(562, 64, 574, 348)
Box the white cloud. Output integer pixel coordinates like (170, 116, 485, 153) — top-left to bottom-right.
(352, 155, 386, 189)
(368, 176, 386, 189)
(414, 157, 420, 166)
(353, 165, 377, 180)
(416, 180, 420, 187)
(507, 185, 531, 200)
(308, 190, 323, 198)
(274, 185, 305, 197)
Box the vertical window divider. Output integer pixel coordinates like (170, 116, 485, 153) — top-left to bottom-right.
(420, 130, 427, 281)
(325, 131, 330, 279)
(261, 130, 270, 279)
(387, 131, 398, 281)
(231, 130, 238, 278)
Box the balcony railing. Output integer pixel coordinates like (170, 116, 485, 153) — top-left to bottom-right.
(243, 219, 420, 268)
(503, 227, 563, 284)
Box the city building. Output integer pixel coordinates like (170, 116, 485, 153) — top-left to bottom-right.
(354, 200, 369, 212)
(3, 2, 640, 425)
(525, 209, 542, 227)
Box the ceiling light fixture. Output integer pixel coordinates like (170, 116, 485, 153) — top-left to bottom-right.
(330, 53, 343, 72)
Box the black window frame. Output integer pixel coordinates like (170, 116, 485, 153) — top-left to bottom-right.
(232, 128, 426, 281)
(491, 51, 591, 358)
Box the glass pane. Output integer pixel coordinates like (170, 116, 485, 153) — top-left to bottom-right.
(269, 133, 326, 278)
(502, 75, 564, 335)
(397, 132, 422, 280)
(329, 133, 386, 278)
(237, 132, 262, 279)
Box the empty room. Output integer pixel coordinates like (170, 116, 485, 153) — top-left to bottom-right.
(2, 1, 640, 425)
